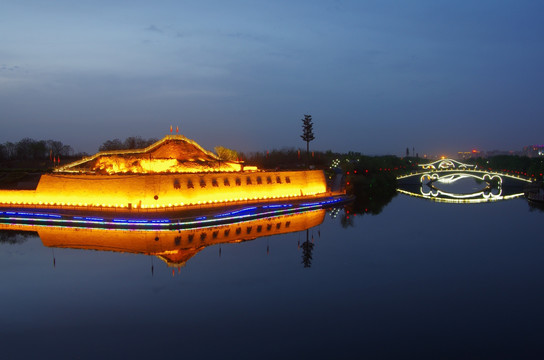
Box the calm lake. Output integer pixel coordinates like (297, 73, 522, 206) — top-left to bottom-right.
(1, 191, 544, 359)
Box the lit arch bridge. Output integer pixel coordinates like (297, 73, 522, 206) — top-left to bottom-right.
(396, 159, 533, 203)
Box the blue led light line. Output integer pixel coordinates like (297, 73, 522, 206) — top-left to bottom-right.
(0, 196, 347, 230)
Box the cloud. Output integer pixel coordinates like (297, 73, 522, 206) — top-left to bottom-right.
(0, 64, 21, 72)
(226, 32, 268, 43)
(145, 25, 163, 33)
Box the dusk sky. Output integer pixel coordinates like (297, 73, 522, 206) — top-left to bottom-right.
(1, 0, 543, 157)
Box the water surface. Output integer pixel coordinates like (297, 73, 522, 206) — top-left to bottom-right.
(1, 195, 543, 359)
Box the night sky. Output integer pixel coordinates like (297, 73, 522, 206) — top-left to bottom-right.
(1, 0, 543, 157)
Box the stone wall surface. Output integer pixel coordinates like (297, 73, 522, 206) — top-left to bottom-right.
(0, 170, 327, 208)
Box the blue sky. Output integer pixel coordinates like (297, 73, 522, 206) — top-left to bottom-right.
(1, 0, 543, 157)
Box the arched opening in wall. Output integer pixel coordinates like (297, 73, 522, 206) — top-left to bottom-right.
(266, 176, 272, 184)
(246, 177, 252, 185)
(285, 176, 291, 183)
(235, 178, 241, 186)
(173, 179, 181, 189)
(212, 179, 218, 187)
(276, 176, 281, 184)
(224, 179, 230, 186)
(200, 179, 206, 188)
(256, 176, 262, 184)
(187, 180, 194, 189)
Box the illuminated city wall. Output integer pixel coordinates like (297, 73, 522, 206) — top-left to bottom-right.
(0, 170, 327, 209)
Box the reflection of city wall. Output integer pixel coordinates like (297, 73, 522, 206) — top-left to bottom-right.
(0, 209, 325, 266)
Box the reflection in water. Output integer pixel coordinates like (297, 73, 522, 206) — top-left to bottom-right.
(341, 174, 398, 227)
(0, 230, 36, 244)
(0, 208, 327, 267)
(431, 175, 495, 194)
(397, 184, 525, 203)
(301, 229, 314, 268)
(397, 185, 525, 203)
(528, 200, 544, 213)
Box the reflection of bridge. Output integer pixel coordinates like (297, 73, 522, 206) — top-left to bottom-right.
(396, 159, 532, 203)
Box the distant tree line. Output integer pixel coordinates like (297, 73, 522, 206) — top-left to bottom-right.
(3, 135, 542, 180)
(0, 138, 74, 161)
(241, 148, 331, 170)
(469, 155, 544, 178)
(98, 136, 159, 151)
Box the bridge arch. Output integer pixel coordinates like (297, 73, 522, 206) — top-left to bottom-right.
(396, 159, 533, 203)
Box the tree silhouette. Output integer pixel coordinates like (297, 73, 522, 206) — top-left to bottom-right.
(0, 138, 73, 161)
(300, 114, 315, 169)
(214, 146, 239, 161)
(98, 136, 157, 151)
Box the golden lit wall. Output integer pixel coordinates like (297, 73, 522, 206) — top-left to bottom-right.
(0, 170, 327, 209)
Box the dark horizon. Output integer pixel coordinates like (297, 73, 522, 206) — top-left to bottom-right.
(1, 134, 542, 162)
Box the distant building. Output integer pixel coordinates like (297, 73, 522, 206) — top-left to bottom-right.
(457, 149, 480, 160)
(456, 145, 543, 159)
(484, 150, 517, 157)
(522, 145, 544, 158)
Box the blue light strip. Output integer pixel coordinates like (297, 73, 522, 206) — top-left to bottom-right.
(0, 196, 349, 230)
(263, 204, 292, 209)
(0, 211, 62, 219)
(214, 206, 258, 218)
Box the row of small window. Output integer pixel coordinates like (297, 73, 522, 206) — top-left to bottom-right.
(164, 221, 292, 244)
(175, 176, 291, 189)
